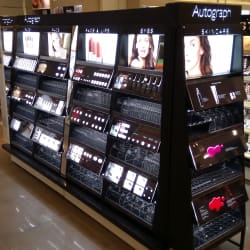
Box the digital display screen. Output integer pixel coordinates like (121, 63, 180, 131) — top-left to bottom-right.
(184, 34, 242, 79)
(128, 34, 164, 70)
(16, 31, 40, 56)
(2, 31, 13, 53)
(40, 32, 71, 60)
(77, 33, 118, 66)
(119, 34, 164, 70)
(22, 32, 40, 56)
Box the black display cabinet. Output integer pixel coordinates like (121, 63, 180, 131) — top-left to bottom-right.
(1, 16, 15, 93)
(31, 25, 72, 174)
(0, 3, 248, 250)
(0, 16, 16, 143)
(182, 5, 248, 250)
(2, 15, 73, 184)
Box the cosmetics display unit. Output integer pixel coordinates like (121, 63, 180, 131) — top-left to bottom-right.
(1, 16, 14, 91)
(1, 16, 15, 135)
(3, 15, 72, 178)
(185, 27, 248, 250)
(0, 3, 248, 250)
(241, 15, 250, 176)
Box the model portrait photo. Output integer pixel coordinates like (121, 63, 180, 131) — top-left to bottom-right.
(184, 35, 234, 79)
(128, 34, 159, 69)
(48, 32, 71, 60)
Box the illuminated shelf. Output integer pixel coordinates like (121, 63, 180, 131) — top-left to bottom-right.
(245, 167, 250, 181)
(244, 152, 250, 159)
(244, 100, 250, 109)
(244, 127, 250, 134)
(243, 76, 250, 82)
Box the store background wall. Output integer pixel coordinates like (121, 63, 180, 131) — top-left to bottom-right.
(100, 0, 127, 11)
(0, 0, 250, 15)
(0, 0, 32, 16)
(0, 0, 98, 16)
(129, 0, 250, 10)
(50, 0, 99, 12)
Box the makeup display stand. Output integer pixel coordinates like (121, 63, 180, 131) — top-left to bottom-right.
(2, 16, 72, 182)
(241, 15, 250, 180)
(0, 16, 15, 144)
(0, 3, 248, 250)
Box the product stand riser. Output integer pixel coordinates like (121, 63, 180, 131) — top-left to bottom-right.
(0, 3, 248, 250)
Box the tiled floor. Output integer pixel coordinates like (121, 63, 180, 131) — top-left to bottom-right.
(0, 130, 133, 249)
(0, 126, 249, 250)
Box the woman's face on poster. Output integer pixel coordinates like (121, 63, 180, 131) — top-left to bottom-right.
(184, 36, 204, 76)
(136, 34, 150, 58)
